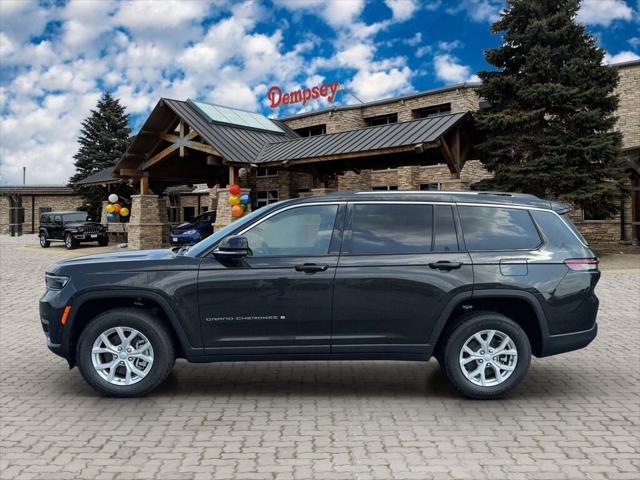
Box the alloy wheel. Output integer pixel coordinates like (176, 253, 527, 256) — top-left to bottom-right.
(91, 326, 154, 386)
(458, 329, 518, 387)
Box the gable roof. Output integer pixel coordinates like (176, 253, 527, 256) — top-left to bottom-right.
(256, 111, 469, 165)
(75, 166, 119, 186)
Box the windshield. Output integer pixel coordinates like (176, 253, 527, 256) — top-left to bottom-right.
(63, 212, 90, 222)
(185, 203, 281, 257)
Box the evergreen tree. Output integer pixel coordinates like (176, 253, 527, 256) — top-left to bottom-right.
(69, 92, 132, 216)
(473, 0, 625, 216)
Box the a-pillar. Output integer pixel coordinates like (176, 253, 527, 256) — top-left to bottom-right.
(214, 188, 251, 231)
(127, 194, 170, 250)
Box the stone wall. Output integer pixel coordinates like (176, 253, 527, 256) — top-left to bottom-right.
(0, 194, 84, 234)
(615, 62, 640, 150)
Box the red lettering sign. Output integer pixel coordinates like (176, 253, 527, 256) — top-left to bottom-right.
(267, 82, 340, 108)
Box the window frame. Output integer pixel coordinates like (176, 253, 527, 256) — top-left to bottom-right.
(366, 113, 398, 127)
(456, 203, 544, 252)
(236, 202, 345, 258)
(256, 167, 279, 178)
(256, 190, 279, 208)
(341, 201, 464, 257)
(412, 103, 452, 119)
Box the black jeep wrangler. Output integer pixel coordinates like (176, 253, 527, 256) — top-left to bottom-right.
(39, 211, 109, 249)
(40, 192, 599, 399)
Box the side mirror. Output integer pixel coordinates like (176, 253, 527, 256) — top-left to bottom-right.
(214, 235, 250, 259)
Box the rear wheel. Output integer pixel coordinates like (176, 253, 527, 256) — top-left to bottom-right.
(439, 312, 531, 399)
(98, 237, 109, 247)
(64, 233, 77, 250)
(39, 232, 50, 248)
(76, 308, 175, 397)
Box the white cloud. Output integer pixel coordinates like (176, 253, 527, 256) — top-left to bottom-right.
(577, 0, 633, 27)
(385, 0, 419, 22)
(629, 37, 640, 48)
(604, 50, 640, 64)
(445, 0, 503, 23)
(433, 54, 478, 83)
(348, 66, 413, 101)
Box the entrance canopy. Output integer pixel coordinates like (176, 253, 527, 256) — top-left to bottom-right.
(115, 97, 473, 193)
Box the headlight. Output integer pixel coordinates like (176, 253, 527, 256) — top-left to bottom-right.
(77, 227, 84, 232)
(184, 230, 198, 235)
(45, 273, 69, 290)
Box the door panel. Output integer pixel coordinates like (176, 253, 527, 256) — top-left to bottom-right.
(332, 252, 473, 352)
(197, 203, 342, 355)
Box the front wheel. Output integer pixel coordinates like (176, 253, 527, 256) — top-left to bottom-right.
(98, 237, 109, 247)
(76, 308, 175, 397)
(39, 233, 50, 248)
(439, 312, 531, 400)
(64, 233, 77, 250)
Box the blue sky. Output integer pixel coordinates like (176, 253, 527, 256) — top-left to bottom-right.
(1, 0, 638, 185)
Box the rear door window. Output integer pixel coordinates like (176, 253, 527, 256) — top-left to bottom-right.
(458, 206, 541, 251)
(345, 203, 433, 254)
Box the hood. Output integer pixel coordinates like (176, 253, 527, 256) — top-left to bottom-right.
(51, 248, 174, 270)
(172, 221, 197, 231)
(65, 221, 103, 228)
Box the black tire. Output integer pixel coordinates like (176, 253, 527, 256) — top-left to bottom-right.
(76, 308, 175, 397)
(39, 232, 50, 248)
(64, 233, 77, 250)
(98, 237, 109, 247)
(439, 312, 531, 400)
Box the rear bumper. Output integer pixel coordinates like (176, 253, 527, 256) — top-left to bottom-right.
(539, 322, 598, 357)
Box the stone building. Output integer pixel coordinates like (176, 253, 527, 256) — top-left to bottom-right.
(2, 60, 637, 247)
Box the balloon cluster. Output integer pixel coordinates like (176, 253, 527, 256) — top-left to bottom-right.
(105, 193, 129, 222)
(227, 184, 250, 218)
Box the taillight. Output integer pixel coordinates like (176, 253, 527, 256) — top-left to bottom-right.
(564, 258, 599, 271)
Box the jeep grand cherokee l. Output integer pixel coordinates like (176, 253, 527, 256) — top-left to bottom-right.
(40, 192, 599, 399)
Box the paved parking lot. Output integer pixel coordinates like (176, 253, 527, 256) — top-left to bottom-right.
(1, 234, 639, 480)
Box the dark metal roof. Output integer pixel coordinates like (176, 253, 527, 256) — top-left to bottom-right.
(0, 185, 75, 195)
(257, 111, 469, 164)
(75, 166, 119, 186)
(162, 99, 297, 165)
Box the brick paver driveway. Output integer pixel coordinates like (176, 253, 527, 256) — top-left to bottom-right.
(1, 234, 639, 480)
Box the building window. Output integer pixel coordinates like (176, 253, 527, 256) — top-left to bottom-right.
(257, 190, 279, 208)
(371, 185, 398, 191)
(256, 167, 278, 177)
(366, 113, 398, 126)
(583, 208, 608, 221)
(167, 195, 179, 223)
(412, 103, 452, 119)
(183, 206, 195, 222)
(200, 206, 209, 214)
(420, 182, 441, 191)
(294, 124, 326, 137)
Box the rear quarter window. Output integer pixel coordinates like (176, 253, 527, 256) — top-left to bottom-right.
(531, 210, 587, 251)
(458, 206, 541, 251)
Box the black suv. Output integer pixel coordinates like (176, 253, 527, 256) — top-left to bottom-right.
(40, 192, 599, 399)
(39, 211, 108, 249)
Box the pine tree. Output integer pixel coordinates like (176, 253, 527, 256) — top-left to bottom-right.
(473, 0, 625, 216)
(69, 92, 132, 216)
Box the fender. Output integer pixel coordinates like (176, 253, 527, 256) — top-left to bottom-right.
(63, 288, 204, 361)
(427, 289, 550, 347)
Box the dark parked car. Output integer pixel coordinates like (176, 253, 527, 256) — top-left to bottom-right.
(40, 192, 599, 399)
(169, 211, 216, 246)
(39, 211, 108, 250)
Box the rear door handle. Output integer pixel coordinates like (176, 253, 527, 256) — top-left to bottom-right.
(429, 261, 463, 271)
(295, 263, 329, 273)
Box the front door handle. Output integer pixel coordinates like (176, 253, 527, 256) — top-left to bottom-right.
(429, 261, 463, 271)
(295, 263, 329, 273)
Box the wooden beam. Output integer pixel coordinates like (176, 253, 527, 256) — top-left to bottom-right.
(179, 121, 185, 157)
(139, 175, 149, 194)
(119, 168, 144, 178)
(184, 140, 221, 157)
(141, 142, 179, 170)
(229, 166, 238, 185)
(453, 127, 462, 172)
(439, 138, 457, 174)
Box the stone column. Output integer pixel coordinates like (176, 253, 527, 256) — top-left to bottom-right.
(397, 166, 418, 190)
(310, 187, 337, 196)
(100, 201, 108, 224)
(213, 188, 252, 231)
(127, 194, 170, 250)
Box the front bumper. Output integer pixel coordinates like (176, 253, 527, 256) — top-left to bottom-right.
(73, 232, 108, 241)
(539, 322, 598, 357)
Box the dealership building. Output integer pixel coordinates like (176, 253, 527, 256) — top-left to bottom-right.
(1, 59, 638, 247)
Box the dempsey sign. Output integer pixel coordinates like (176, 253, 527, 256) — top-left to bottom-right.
(267, 82, 340, 108)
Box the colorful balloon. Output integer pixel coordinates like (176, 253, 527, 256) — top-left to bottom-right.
(228, 184, 241, 196)
(231, 205, 244, 218)
(240, 194, 250, 205)
(113, 203, 121, 213)
(119, 207, 129, 217)
(105, 204, 115, 213)
(228, 195, 240, 206)
(106, 212, 118, 222)
(108, 194, 118, 203)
